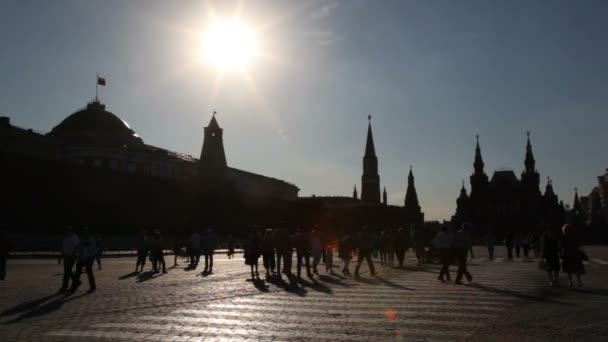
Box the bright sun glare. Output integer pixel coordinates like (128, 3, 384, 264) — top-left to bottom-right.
(203, 20, 257, 70)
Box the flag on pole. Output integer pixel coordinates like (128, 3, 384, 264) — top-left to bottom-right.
(97, 76, 106, 86)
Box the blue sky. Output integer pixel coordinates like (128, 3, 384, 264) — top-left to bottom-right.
(1, 0, 607, 220)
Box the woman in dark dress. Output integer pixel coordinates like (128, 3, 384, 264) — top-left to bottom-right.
(561, 224, 584, 288)
(541, 226, 561, 287)
(245, 229, 261, 279)
(261, 229, 275, 278)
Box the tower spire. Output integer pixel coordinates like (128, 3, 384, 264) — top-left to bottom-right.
(353, 185, 358, 200)
(524, 131, 536, 173)
(361, 115, 380, 204)
(199, 111, 227, 168)
(474, 134, 484, 174)
(383, 186, 387, 206)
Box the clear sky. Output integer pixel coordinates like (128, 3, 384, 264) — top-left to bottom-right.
(1, 0, 607, 220)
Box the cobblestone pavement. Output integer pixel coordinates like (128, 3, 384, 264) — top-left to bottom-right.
(1, 248, 607, 342)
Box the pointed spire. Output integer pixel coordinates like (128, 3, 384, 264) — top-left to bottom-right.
(208, 111, 221, 130)
(364, 114, 376, 157)
(524, 131, 536, 173)
(404, 166, 420, 209)
(353, 185, 358, 200)
(544, 176, 555, 196)
(459, 180, 468, 199)
(474, 134, 484, 174)
(383, 186, 387, 206)
(573, 187, 581, 212)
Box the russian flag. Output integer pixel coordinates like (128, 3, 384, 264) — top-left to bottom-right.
(97, 76, 106, 86)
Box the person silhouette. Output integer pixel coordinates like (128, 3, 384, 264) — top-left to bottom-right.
(354, 226, 376, 277)
(0, 230, 10, 280)
(202, 228, 217, 274)
(432, 225, 454, 282)
(135, 229, 148, 273)
(70, 227, 96, 292)
(453, 224, 473, 284)
(294, 227, 312, 278)
(59, 226, 79, 292)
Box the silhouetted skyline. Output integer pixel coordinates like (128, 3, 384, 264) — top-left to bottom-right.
(2, 0, 608, 220)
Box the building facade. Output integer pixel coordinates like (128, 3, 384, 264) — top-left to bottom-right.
(453, 133, 564, 238)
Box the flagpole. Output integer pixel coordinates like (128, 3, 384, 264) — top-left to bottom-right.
(95, 73, 98, 101)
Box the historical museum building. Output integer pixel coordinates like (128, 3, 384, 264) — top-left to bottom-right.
(453, 133, 565, 238)
(0, 100, 298, 232)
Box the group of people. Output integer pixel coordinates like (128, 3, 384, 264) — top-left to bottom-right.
(59, 226, 99, 293)
(0, 221, 586, 293)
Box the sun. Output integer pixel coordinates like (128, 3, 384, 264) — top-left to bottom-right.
(202, 20, 258, 70)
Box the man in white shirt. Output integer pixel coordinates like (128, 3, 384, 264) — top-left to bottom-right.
(59, 226, 79, 292)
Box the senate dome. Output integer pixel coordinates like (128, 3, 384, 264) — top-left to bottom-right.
(47, 100, 143, 146)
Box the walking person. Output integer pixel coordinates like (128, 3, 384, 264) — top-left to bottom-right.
(339, 234, 354, 276)
(354, 227, 376, 277)
(310, 229, 322, 274)
(226, 235, 235, 259)
(505, 232, 515, 261)
(325, 239, 335, 274)
(273, 226, 291, 277)
(173, 238, 182, 267)
(540, 226, 561, 287)
(485, 230, 495, 260)
(245, 229, 261, 279)
(521, 232, 533, 260)
(94, 234, 103, 270)
(189, 230, 201, 267)
(561, 224, 585, 288)
(394, 227, 409, 268)
(294, 227, 312, 278)
(59, 226, 79, 292)
(453, 224, 473, 284)
(261, 228, 276, 278)
(413, 226, 426, 266)
(433, 225, 454, 282)
(135, 230, 148, 272)
(70, 227, 96, 293)
(150, 230, 167, 273)
(0, 230, 10, 280)
(202, 228, 217, 274)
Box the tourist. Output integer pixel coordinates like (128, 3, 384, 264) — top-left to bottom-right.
(453, 224, 473, 284)
(339, 234, 354, 276)
(354, 226, 376, 277)
(70, 227, 96, 293)
(245, 229, 261, 279)
(433, 225, 454, 282)
(540, 226, 561, 287)
(0, 230, 10, 280)
(190, 230, 201, 267)
(59, 226, 79, 292)
(94, 233, 103, 270)
(173, 238, 182, 267)
(135, 230, 148, 272)
(226, 235, 235, 259)
(261, 228, 275, 278)
(561, 224, 585, 288)
(273, 226, 291, 277)
(485, 230, 495, 260)
(378, 230, 388, 266)
(505, 232, 515, 260)
(295, 227, 312, 278)
(150, 230, 166, 273)
(310, 229, 322, 274)
(394, 227, 409, 268)
(521, 232, 533, 260)
(413, 226, 426, 266)
(325, 238, 334, 274)
(202, 228, 217, 274)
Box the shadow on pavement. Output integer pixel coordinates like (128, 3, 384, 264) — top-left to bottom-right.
(467, 283, 575, 305)
(0, 294, 59, 316)
(317, 274, 350, 288)
(572, 287, 608, 296)
(4, 292, 92, 323)
(136, 271, 159, 283)
(373, 275, 416, 290)
(118, 271, 139, 280)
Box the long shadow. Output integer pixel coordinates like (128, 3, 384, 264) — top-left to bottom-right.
(353, 276, 381, 285)
(250, 278, 269, 292)
(1, 294, 59, 316)
(572, 287, 608, 296)
(5, 292, 91, 323)
(373, 275, 416, 291)
(466, 283, 574, 306)
(136, 271, 159, 283)
(118, 271, 139, 280)
(285, 275, 307, 297)
(317, 274, 350, 288)
(294, 276, 333, 295)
